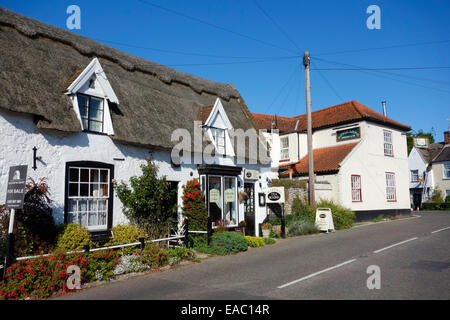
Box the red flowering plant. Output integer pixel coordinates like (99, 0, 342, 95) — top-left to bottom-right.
(181, 179, 207, 231)
(0, 249, 119, 300)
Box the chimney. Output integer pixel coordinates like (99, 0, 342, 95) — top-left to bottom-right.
(381, 100, 387, 116)
(445, 131, 450, 145)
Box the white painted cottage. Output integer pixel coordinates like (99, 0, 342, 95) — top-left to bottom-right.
(252, 101, 412, 221)
(408, 132, 450, 208)
(0, 9, 272, 239)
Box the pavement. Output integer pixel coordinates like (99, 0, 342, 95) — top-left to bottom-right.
(55, 211, 450, 300)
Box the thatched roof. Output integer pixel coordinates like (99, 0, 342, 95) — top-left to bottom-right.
(0, 8, 261, 155)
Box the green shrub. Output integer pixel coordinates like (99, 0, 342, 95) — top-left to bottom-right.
(287, 219, 319, 237)
(135, 243, 168, 269)
(422, 202, 450, 210)
(245, 236, 265, 248)
(56, 224, 94, 251)
(196, 232, 248, 255)
(166, 247, 198, 264)
(263, 237, 276, 245)
(114, 156, 178, 238)
(291, 196, 315, 222)
(372, 215, 385, 222)
(316, 200, 355, 230)
(0, 178, 58, 257)
(105, 223, 146, 255)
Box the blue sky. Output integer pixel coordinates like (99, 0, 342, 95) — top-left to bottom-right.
(1, 0, 449, 140)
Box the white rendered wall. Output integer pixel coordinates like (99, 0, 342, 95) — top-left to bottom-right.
(338, 122, 410, 212)
(0, 110, 271, 232)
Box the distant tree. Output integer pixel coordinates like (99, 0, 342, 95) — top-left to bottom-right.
(406, 130, 435, 155)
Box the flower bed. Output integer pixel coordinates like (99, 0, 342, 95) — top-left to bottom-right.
(0, 244, 198, 300)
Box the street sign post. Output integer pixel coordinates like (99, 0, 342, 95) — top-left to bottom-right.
(264, 187, 286, 238)
(4, 165, 28, 277)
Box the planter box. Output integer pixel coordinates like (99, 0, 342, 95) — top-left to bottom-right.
(262, 229, 271, 238)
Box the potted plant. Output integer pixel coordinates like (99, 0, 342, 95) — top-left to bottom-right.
(261, 222, 272, 238)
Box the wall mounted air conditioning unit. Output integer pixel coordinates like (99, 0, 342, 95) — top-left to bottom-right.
(244, 169, 259, 180)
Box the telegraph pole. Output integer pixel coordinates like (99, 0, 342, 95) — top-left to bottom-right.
(303, 51, 315, 206)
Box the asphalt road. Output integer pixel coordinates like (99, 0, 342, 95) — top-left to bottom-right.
(56, 211, 449, 300)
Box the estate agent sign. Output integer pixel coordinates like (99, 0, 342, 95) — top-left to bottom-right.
(5, 165, 28, 209)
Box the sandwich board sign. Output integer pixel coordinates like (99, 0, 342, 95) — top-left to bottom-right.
(5, 165, 28, 209)
(265, 187, 285, 204)
(315, 207, 335, 233)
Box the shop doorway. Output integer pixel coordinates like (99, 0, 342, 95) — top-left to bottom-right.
(244, 182, 255, 236)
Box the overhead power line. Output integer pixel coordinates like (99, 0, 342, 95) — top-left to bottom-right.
(252, 0, 301, 53)
(311, 57, 450, 94)
(136, 0, 298, 55)
(311, 66, 450, 71)
(166, 56, 299, 67)
(92, 38, 299, 60)
(311, 59, 344, 102)
(264, 64, 299, 114)
(315, 39, 450, 56)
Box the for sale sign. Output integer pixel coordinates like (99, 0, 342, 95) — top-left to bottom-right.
(5, 165, 27, 209)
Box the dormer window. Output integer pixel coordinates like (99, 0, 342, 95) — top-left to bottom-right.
(65, 58, 119, 136)
(77, 93, 104, 133)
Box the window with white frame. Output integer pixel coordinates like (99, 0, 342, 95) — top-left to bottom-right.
(411, 170, 419, 182)
(383, 130, 393, 156)
(351, 175, 362, 202)
(280, 136, 289, 160)
(67, 165, 110, 230)
(443, 162, 450, 179)
(385, 172, 396, 201)
(211, 128, 226, 154)
(77, 93, 104, 133)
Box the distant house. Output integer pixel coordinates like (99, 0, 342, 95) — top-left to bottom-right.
(408, 139, 445, 209)
(0, 9, 271, 238)
(252, 101, 412, 221)
(431, 133, 450, 199)
(408, 131, 450, 207)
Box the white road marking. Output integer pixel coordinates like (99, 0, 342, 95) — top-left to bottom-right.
(277, 259, 357, 289)
(431, 226, 450, 234)
(373, 237, 418, 254)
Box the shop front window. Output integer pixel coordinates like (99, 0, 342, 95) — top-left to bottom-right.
(205, 175, 238, 227)
(224, 177, 237, 225)
(208, 176, 223, 226)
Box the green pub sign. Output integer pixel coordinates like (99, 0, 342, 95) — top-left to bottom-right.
(337, 127, 361, 141)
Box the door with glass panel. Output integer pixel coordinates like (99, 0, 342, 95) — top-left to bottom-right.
(67, 166, 110, 230)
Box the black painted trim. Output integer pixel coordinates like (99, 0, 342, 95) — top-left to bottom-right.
(197, 164, 242, 176)
(353, 208, 411, 222)
(64, 161, 115, 230)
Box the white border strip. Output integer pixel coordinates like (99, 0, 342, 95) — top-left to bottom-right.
(373, 237, 418, 254)
(431, 226, 450, 234)
(278, 259, 356, 289)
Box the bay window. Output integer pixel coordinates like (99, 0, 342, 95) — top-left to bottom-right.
(65, 162, 113, 231)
